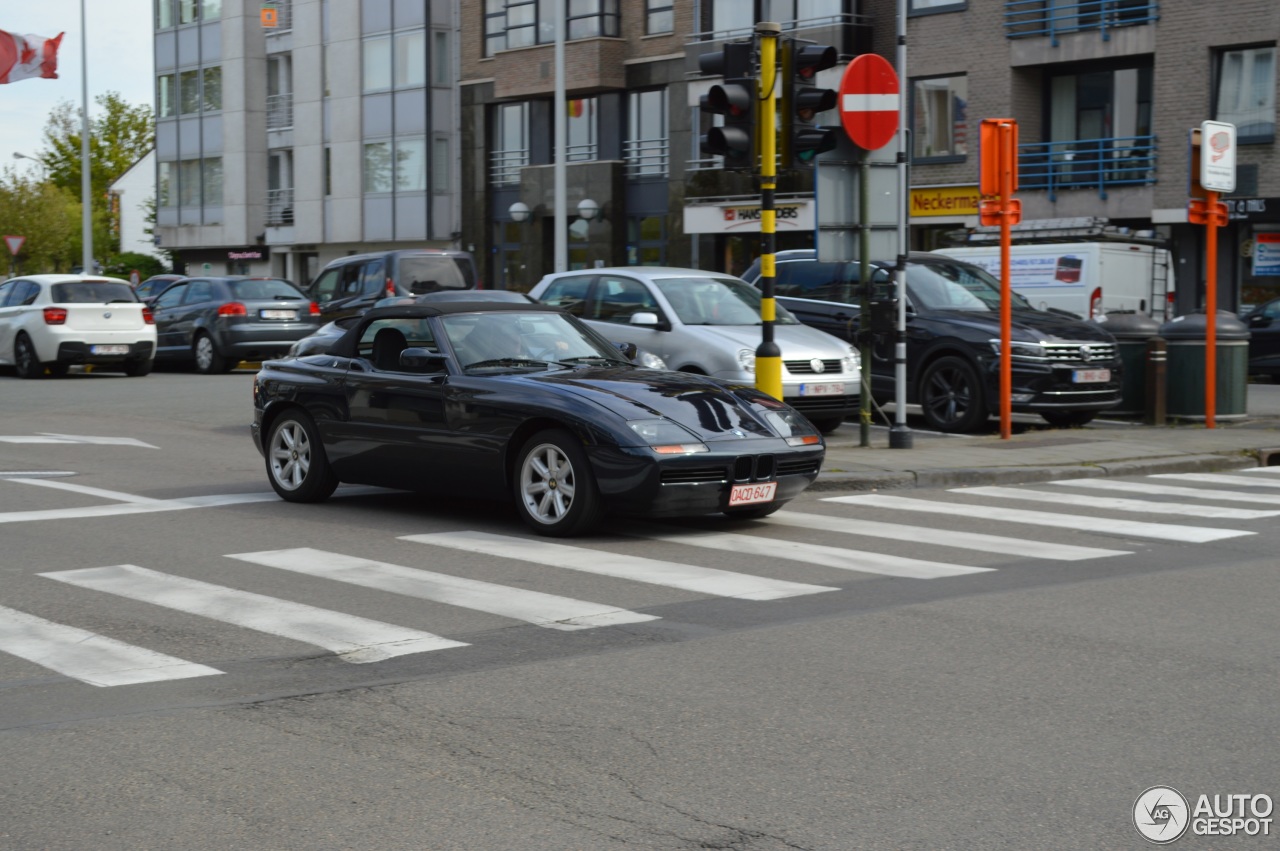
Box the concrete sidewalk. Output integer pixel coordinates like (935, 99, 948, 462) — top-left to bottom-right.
(813, 383, 1280, 492)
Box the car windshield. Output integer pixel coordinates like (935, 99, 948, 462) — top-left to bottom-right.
(400, 256, 474, 293)
(441, 310, 626, 371)
(906, 260, 1033, 312)
(654, 277, 798, 326)
(229, 279, 305, 300)
(50, 281, 137, 303)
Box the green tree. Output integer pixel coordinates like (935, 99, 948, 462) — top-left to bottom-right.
(0, 167, 82, 274)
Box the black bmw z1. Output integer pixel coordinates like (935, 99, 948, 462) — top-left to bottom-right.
(250, 302, 825, 536)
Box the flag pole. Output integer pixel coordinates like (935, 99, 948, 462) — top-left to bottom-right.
(80, 0, 93, 273)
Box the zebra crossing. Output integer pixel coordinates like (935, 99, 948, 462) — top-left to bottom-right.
(3, 467, 1274, 688)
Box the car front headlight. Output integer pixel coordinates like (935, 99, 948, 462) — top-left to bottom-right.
(842, 345, 860, 374)
(989, 339, 1046, 360)
(636, 349, 667, 370)
(737, 348, 756, 373)
(626, 419, 709, 454)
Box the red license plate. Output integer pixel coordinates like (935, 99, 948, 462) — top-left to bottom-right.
(729, 481, 777, 507)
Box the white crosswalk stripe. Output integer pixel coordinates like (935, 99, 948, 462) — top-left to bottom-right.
(822, 494, 1253, 543)
(40, 565, 468, 663)
(955, 485, 1280, 519)
(765, 510, 1130, 561)
(227, 547, 660, 630)
(0, 604, 222, 687)
(1049, 478, 1280, 505)
(1241, 467, 1280, 474)
(401, 531, 838, 600)
(1153, 472, 1280, 488)
(629, 526, 992, 579)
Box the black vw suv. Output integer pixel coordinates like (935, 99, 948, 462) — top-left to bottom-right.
(741, 250, 1123, 432)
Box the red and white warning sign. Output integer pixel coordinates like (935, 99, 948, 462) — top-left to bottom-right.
(4, 235, 25, 256)
(838, 53, 900, 151)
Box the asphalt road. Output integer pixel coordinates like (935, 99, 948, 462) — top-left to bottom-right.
(1, 368, 1277, 849)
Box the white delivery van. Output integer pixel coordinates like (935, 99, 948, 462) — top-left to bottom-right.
(933, 242, 1173, 321)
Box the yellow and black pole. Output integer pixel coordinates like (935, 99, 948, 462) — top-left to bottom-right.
(754, 21, 783, 400)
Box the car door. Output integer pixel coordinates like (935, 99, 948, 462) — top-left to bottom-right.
(150, 281, 190, 357)
(586, 274, 668, 358)
(176, 278, 221, 349)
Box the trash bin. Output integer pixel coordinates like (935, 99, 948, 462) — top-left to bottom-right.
(1157, 310, 1251, 420)
(1093, 311, 1162, 416)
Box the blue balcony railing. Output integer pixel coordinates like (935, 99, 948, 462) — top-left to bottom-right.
(1017, 135, 1157, 200)
(1005, 1, 1158, 45)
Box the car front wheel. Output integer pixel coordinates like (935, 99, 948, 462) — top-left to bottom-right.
(514, 428, 603, 537)
(14, 335, 42, 380)
(265, 409, 339, 502)
(919, 355, 988, 433)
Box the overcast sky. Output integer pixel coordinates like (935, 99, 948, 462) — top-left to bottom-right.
(1, 0, 154, 175)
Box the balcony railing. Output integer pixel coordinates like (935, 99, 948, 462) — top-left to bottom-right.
(264, 0, 293, 33)
(490, 148, 529, 186)
(1017, 135, 1157, 200)
(1005, 1, 1157, 45)
(266, 187, 294, 225)
(625, 138, 669, 178)
(266, 93, 293, 130)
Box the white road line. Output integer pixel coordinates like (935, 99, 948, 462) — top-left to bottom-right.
(1153, 472, 1280, 488)
(401, 531, 837, 601)
(6, 477, 171, 504)
(1241, 467, 1280, 474)
(0, 604, 222, 687)
(228, 548, 660, 631)
(0, 486, 384, 524)
(956, 485, 1280, 519)
(40, 565, 467, 663)
(822, 494, 1252, 543)
(766, 511, 1131, 561)
(1049, 478, 1280, 506)
(630, 526, 991, 579)
(0, 434, 158, 448)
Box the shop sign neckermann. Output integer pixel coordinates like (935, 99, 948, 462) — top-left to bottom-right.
(684, 201, 813, 234)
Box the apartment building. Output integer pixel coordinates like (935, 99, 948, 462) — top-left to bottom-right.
(152, 0, 462, 286)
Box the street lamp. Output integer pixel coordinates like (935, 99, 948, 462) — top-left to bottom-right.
(577, 198, 599, 221)
(509, 201, 531, 223)
(12, 152, 46, 179)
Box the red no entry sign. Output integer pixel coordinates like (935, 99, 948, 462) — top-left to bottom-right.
(839, 53, 900, 151)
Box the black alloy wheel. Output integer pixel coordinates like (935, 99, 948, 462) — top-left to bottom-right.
(918, 355, 988, 433)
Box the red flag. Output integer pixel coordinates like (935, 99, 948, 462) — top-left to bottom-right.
(0, 29, 64, 84)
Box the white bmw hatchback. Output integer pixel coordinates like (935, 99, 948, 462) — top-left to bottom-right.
(0, 274, 158, 378)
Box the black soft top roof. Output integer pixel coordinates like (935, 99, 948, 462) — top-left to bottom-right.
(330, 301, 568, 358)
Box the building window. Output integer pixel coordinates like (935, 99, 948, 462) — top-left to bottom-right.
(432, 136, 450, 192)
(491, 101, 529, 186)
(179, 0, 199, 24)
(364, 141, 394, 193)
(158, 74, 176, 118)
(1216, 45, 1276, 143)
(567, 97, 598, 162)
(394, 30, 426, 88)
(432, 30, 450, 86)
(396, 137, 428, 191)
(908, 0, 966, 14)
(363, 36, 392, 92)
(628, 216, 666, 265)
(646, 0, 673, 34)
(202, 0, 221, 19)
(157, 0, 174, 29)
(484, 0, 620, 57)
(179, 70, 200, 114)
(179, 159, 201, 205)
(627, 88, 669, 177)
(202, 157, 223, 206)
(202, 66, 222, 111)
(912, 74, 968, 160)
(158, 161, 174, 206)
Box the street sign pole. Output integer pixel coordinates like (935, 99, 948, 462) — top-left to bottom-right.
(858, 151, 872, 447)
(890, 0, 912, 450)
(1194, 120, 1237, 430)
(979, 119, 1022, 440)
(755, 22, 783, 401)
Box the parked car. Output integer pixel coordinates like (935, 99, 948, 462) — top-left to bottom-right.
(741, 250, 1124, 432)
(252, 301, 824, 535)
(0, 274, 156, 378)
(1242, 296, 1280, 379)
(305, 249, 479, 323)
(133, 274, 184, 301)
(528, 267, 860, 434)
(149, 276, 322, 373)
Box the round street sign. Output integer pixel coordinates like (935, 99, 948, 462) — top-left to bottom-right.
(838, 53, 900, 151)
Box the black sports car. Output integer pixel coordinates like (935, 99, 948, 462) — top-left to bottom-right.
(251, 302, 825, 536)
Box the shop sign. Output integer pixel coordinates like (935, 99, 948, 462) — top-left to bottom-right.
(1253, 232, 1280, 277)
(683, 201, 813, 235)
(910, 186, 980, 218)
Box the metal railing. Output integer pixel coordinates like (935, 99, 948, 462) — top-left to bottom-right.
(625, 138, 669, 178)
(1005, 0, 1158, 45)
(490, 148, 529, 186)
(266, 93, 293, 130)
(266, 187, 294, 225)
(1017, 135, 1157, 200)
(264, 0, 293, 33)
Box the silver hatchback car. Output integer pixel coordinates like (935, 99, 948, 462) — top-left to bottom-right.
(529, 267, 860, 433)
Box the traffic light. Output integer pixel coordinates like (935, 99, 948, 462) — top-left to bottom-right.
(780, 39, 838, 169)
(698, 41, 757, 172)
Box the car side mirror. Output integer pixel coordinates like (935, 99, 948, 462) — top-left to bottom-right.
(615, 341, 639, 361)
(630, 311, 659, 327)
(1249, 314, 1271, 328)
(400, 347, 448, 373)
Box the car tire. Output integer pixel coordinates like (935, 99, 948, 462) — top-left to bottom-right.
(123, 358, 153, 377)
(809, 417, 845, 435)
(514, 428, 603, 537)
(14, 335, 42, 380)
(193, 333, 231, 374)
(919, 355, 988, 433)
(1041, 410, 1096, 428)
(265, 409, 339, 502)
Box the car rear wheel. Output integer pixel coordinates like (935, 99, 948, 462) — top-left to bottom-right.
(123, 358, 153, 377)
(14, 335, 42, 380)
(919, 355, 988, 433)
(514, 428, 603, 537)
(265, 409, 339, 502)
(1041, 410, 1096, 428)
(194, 333, 231, 374)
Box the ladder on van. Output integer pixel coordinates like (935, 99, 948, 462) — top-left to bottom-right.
(1149, 246, 1172, 321)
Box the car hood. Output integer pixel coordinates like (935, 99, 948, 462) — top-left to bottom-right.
(678, 322, 849, 356)
(512, 367, 786, 441)
(922, 308, 1117, 343)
